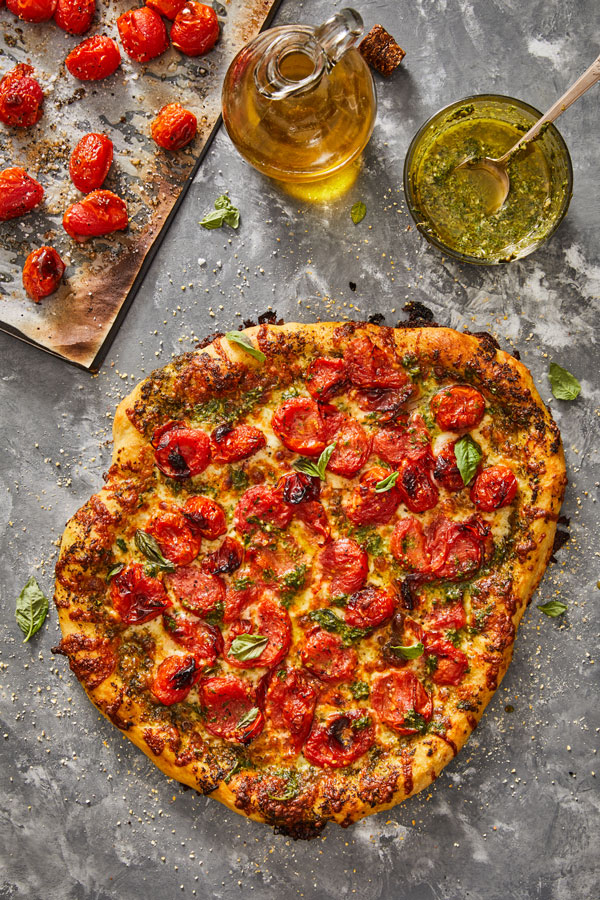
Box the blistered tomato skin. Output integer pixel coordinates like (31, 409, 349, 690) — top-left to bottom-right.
(7, 0, 56, 22)
(344, 334, 412, 391)
(162, 610, 223, 665)
(305, 357, 348, 402)
(151, 654, 201, 705)
(69, 133, 113, 192)
(153, 427, 211, 479)
(22, 247, 65, 302)
(210, 423, 266, 464)
(272, 397, 327, 456)
(182, 495, 226, 540)
(0, 168, 44, 221)
(431, 385, 486, 432)
(234, 485, 293, 537)
(263, 668, 317, 751)
(65, 35, 121, 81)
(145, 0, 186, 19)
(325, 417, 372, 478)
(423, 633, 469, 686)
(166, 567, 226, 619)
(199, 676, 264, 743)
(63, 189, 128, 242)
(345, 465, 401, 526)
(171, 2, 219, 56)
(110, 563, 171, 624)
(0, 65, 44, 128)
(300, 630, 357, 683)
(117, 7, 169, 63)
(371, 671, 433, 734)
(318, 538, 368, 595)
(470, 465, 518, 511)
(145, 509, 202, 566)
(201, 536, 244, 575)
(434, 440, 464, 492)
(390, 518, 431, 573)
(54, 0, 95, 34)
(151, 103, 198, 151)
(396, 456, 439, 513)
(344, 586, 396, 629)
(303, 709, 375, 768)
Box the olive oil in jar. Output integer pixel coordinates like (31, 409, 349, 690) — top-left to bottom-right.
(222, 10, 377, 183)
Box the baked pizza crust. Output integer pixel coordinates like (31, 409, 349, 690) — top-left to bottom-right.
(53, 322, 566, 837)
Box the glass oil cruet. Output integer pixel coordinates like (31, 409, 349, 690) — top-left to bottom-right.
(221, 8, 377, 183)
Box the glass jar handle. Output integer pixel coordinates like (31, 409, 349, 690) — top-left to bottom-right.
(254, 8, 364, 100)
(314, 8, 364, 68)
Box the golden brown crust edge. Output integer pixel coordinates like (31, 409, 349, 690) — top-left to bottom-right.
(53, 322, 566, 835)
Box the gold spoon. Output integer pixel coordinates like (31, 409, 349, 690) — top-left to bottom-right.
(455, 53, 600, 215)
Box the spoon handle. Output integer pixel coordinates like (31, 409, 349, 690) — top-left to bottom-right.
(497, 53, 600, 165)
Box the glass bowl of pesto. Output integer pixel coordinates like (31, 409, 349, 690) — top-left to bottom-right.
(403, 94, 573, 264)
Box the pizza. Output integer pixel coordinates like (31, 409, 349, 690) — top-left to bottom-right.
(52, 320, 566, 838)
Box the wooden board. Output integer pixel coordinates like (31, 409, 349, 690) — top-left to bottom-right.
(0, 0, 281, 369)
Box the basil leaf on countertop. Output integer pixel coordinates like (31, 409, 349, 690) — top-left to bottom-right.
(15, 576, 49, 642)
(548, 363, 581, 400)
(200, 195, 240, 230)
(388, 641, 424, 660)
(293, 442, 336, 481)
(229, 633, 268, 661)
(134, 530, 176, 573)
(225, 331, 266, 364)
(537, 600, 567, 617)
(454, 434, 483, 486)
(375, 471, 399, 493)
(351, 201, 366, 224)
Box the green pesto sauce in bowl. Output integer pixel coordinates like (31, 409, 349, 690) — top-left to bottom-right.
(404, 96, 573, 264)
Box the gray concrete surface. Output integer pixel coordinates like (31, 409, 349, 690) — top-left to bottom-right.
(1, 1, 598, 898)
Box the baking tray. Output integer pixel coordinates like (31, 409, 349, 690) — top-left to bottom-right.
(0, 0, 281, 370)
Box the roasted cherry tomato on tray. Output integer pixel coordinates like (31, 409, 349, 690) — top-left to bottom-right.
(171, 1, 219, 56)
(63, 189, 128, 242)
(54, 0, 95, 34)
(7, 0, 56, 22)
(151, 103, 197, 151)
(65, 35, 121, 80)
(69, 133, 113, 192)
(145, 0, 186, 19)
(0, 167, 43, 221)
(0, 64, 44, 128)
(22, 247, 65, 302)
(117, 7, 169, 63)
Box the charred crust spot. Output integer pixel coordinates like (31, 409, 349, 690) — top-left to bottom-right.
(52, 634, 117, 690)
(102, 689, 132, 730)
(401, 301, 437, 327)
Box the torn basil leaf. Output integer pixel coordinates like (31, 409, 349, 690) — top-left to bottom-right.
(225, 331, 266, 364)
(548, 363, 581, 401)
(134, 530, 176, 573)
(15, 576, 49, 642)
(293, 442, 336, 481)
(454, 434, 483, 486)
(229, 633, 268, 661)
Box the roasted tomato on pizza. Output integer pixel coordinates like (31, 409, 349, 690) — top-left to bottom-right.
(53, 322, 565, 838)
